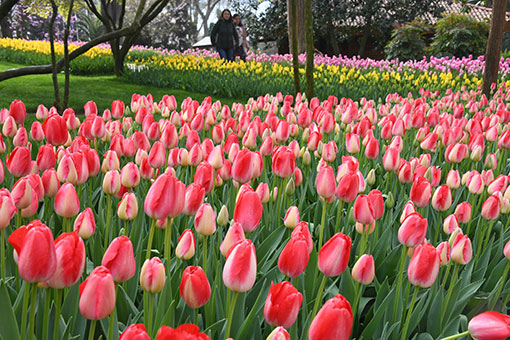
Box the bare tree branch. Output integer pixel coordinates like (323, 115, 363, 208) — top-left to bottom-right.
(0, 0, 18, 21)
(0, 25, 137, 81)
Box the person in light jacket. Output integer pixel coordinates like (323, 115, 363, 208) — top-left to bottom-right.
(233, 14, 249, 62)
(210, 9, 239, 62)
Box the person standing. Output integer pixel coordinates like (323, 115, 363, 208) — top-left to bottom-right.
(210, 9, 238, 62)
(233, 14, 249, 62)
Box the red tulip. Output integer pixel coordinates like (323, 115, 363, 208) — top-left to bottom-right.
(194, 161, 215, 194)
(455, 201, 472, 224)
(140, 257, 166, 294)
(431, 185, 452, 211)
(335, 172, 359, 203)
(220, 222, 245, 257)
(176, 229, 196, 260)
(8, 220, 56, 282)
(233, 185, 263, 232)
(7, 146, 31, 178)
(278, 233, 310, 278)
(318, 232, 352, 277)
(102, 236, 136, 283)
(119, 324, 150, 340)
(351, 254, 375, 285)
(352, 195, 375, 225)
(316, 164, 336, 199)
(481, 194, 501, 220)
(308, 294, 353, 340)
(79, 266, 116, 320)
(468, 311, 510, 340)
(223, 239, 257, 292)
(180, 266, 211, 308)
(144, 174, 185, 219)
(398, 212, 428, 247)
(194, 203, 216, 236)
(111, 100, 125, 119)
(232, 148, 255, 184)
(407, 242, 440, 288)
(410, 176, 432, 208)
(47, 232, 85, 289)
(9, 99, 26, 124)
(73, 207, 96, 239)
(54, 182, 80, 218)
(148, 141, 166, 168)
(264, 281, 302, 329)
(368, 189, 384, 220)
(382, 147, 400, 172)
(11, 177, 33, 209)
(43, 114, 68, 146)
(0, 189, 16, 229)
(272, 146, 296, 178)
(451, 233, 473, 265)
(156, 324, 211, 340)
(41, 169, 60, 198)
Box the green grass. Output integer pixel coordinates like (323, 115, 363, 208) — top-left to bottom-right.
(0, 61, 241, 113)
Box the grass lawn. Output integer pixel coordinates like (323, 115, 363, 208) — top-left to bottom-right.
(0, 61, 242, 114)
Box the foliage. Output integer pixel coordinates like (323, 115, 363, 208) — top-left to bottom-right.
(385, 20, 432, 61)
(74, 9, 105, 41)
(429, 13, 490, 58)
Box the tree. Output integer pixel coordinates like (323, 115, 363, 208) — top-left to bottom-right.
(288, 0, 300, 95)
(287, 0, 304, 53)
(83, 0, 172, 76)
(304, 0, 313, 99)
(192, 0, 221, 36)
(482, 0, 507, 97)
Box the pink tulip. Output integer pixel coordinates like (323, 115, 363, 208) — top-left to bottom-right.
(351, 254, 375, 285)
(102, 236, 136, 283)
(398, 212, 428, 247)
(180, 266, 211, 308)
(318, 232, 352, 277)
(233, 185, 263, 232)
(468, 311, 510, 340)
(73, 208, 96, 239)
(54, 183, 80, 218)
(176, 229, 196, 260)
(407, 242, 440, 288)
(316, 164, 336, 199)
(352, 195, 375, 225)
(223, 239, 257, 292)
(308, 294, 353, 340)
(264, 281, 303, 329)
(47, 232, 85, 289)
(140, 257, 166, 294)
(79, 266, 116, 320)
(144, 174, 185, 219)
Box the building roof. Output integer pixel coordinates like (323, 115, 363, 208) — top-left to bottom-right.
(424, 0, 510, 24)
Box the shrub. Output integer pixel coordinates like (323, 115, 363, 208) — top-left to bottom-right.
(385, 19, 432, 61)
(429, 13, 489, 57)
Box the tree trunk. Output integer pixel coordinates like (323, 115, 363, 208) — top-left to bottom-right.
(327, 1, 339, 56)
(304, 0, 314, 99)
(296, 0, 305, 54)
(0, 16, 11, 38)
(49, 0, 61, 112)
(63, 0, 75, 109)
(482, 0, 507, 97)
(0, 0, 18, 22)
(358, 19, 371, 58)
(288, 0, 300, 95)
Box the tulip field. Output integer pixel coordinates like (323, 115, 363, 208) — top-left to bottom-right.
(2, 81, 510, 340)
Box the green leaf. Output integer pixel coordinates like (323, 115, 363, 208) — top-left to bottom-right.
(0, 282, 20, 340)
(236, 279, 267, 339)
(360, 286, 395, 340)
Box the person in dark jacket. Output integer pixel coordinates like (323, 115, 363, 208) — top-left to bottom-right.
(210, 9, 239, 62)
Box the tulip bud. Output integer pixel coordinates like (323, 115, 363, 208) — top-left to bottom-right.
(180, 266, 211, 308)
(217, 205, 229, 226)
(223, 239, 257, 292)
(437, 241, 450, 266)
(176, 229, 196, 260)
(451, 233, 472, 265)
(284, 206, 299, 229)
(266, 327, 290, 340)
(139, 257, 166, 294)
(318, 232, 352, 277)
(102, 236, 136, 283)
(308, 294, 353, 340)
(467, 312, 510, 340)
(366, 169, 376, 186)
(351, 254, 375, 285)
(74, 208, 96, 239)
(264, 281, 303, 329)
(119, 324, 150, 340)
(54, 183, 80, 218)
(194, 203, 217, 236)
(408, 242, 440, 288)
(398, 212, 428, 247)
(79, 266, 116, 320)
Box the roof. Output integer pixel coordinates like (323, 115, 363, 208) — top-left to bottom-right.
(193, 36, 212, 48)
(425, 0, 510, 24)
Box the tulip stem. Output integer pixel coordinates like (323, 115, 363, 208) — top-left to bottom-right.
(275, 177, 284, 226)
(400, 286, 419, 340)
(146, 219, 156, 259)
(438, 330, 470, 340)
(441, 264, 459, 325)
(21, 282, 30, 340)
(42, 289, 51, 340)
(335, 201, 344, 233)
(475, 219, 496, 263)
(53, 289, 61, 340)
(108, 284, 118, 340)
(88, 320, 97, 340)
(318, 198, 328, 249)
(489, 261, 510, 310)
(351, 282, 363, 323)
(225, 291, 239, 339)
(104, 195, 113, 250)
(441, 261, 452, 289)
(392, 245, 407, 324)
(311, 275, 328, 320)
(358, 229, 368, 257)
(28, 284, 37, 340)
(1, 228, 5, 281)
(147, 292, 154, 337)
(164, 219, 172, 273)
(202, 235, 208, 276)
(194, 308, 199, 326)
